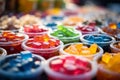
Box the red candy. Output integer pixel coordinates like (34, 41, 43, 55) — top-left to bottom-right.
(24, 25, 48, 33)
(0, 31, 24, 42)
(26, 34, 60, 49)
(0, 31, 27, 54)
(76, 25, 95, 32)
(50, 56, 91, 75)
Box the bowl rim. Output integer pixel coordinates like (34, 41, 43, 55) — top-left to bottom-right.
(59, 42, 103, 60)
(43, 55, 98, 79)
(80, 34, 115, 44)
(110, 41, 120, 51)
(0, 53, 45, 78)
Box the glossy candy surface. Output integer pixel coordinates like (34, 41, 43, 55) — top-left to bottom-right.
(50, 56, 91, 75)
(26, 34, 60, 49)
(64, 43, 98, 55)
(0, 51, 41, 73)
(76, 25, 96, 32)
(45, 22, 57, 30)
(51, 25, 80, 43)
(97, 52, 120, 80)
(0, 31, 27, 54)
(23, 25, 48, 33)
(22, 34, 61, 59)
(84, 35, 112, 43)
(0, 31, 24, 42)
(102, 23, 119, 37)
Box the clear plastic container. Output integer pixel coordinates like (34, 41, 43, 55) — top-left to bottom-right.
(76, 27, 100, 35)
(51, 30, 82, 44)
(80, 34, 115, 52)
(22, 39, 63, 59)
(0, 31, 29, 55)
(59, 42, 103, 60)
(19, 25, 51, 38)
(0, 53, 45, 80)
(110, 41, 120, 53)
(97, 64, 120, 80)
(43, 55, 98, 80)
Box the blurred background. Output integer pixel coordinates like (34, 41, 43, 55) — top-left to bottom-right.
(0, 0, 120, 15)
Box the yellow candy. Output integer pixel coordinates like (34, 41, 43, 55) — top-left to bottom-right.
(89, 43, 98, 54)
(108, 53, 120, 67)
(109, 62, 120, 73)
(80, 50, 91, 55)
(47, 8, 61, 15)
(64, 45, 79, 55)
(102, 52, 112, 64)
(74, 44, 83, 53)
(64, 43, 98, 56)
(109, 23, 117, 29)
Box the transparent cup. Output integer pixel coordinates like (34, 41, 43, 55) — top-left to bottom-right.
(51, 30, 82, 44)
(80, 34, 115, 52)
(0, 53, 45, 80)
(97, 64, 120, 80)
(75, 27, 100, 35)
(22, 38, 63, 59)
(44, 55, 98, 80)
(20, 25, 51, 38)
(0, 31, 29, 55)
(110, 41, 120, 53)
(59, 42, 103, 60)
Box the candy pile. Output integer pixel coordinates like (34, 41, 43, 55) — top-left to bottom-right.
(84, 34, 112, 43)
(23, 25, 48, 33)
(0, 14, 40, 30)
(0, 51, 41, 73)
(0, 31, 28, 55)
(25, 34, 60, 49)
(51, 25, 80, 43)
(63, 16, 84, 26)
(0, 31, 25, 42)
(102, 22, 120, 38)
(100, 52, 120, 73)
(76, 24, 99, 34)
(76, 25, 96, 32)
(64, 43, 98, 55)
(45, 22, 57, 30)
(50, 56, 91, 75)
(113, 42, 120, 49)
(51, 25, 79, 38)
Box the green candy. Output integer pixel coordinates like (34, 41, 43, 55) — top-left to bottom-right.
(56, 25, 78, 37)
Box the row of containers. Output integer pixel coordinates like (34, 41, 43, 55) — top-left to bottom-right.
(0, 22, 120, 80)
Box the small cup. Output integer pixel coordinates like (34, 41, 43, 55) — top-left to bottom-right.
(22, 38, 63, 59)
(0, 53, 45, 80)
(51, 30, 82, 44)
(44, 55, 98, 80)
(20, 25, 50, 38)
(75, 26, 100, 35)
(0, 31, 29, 55)
(110, 41, 120, 53)
(80, 34, 115, 52)
(60, 43, 103, 60)
(97, 64, 120, 80)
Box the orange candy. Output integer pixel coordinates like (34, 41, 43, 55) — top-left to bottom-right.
(101, 52, 120, 73)
(109, 23, 117, 29)
(64, 43, 98, 55)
